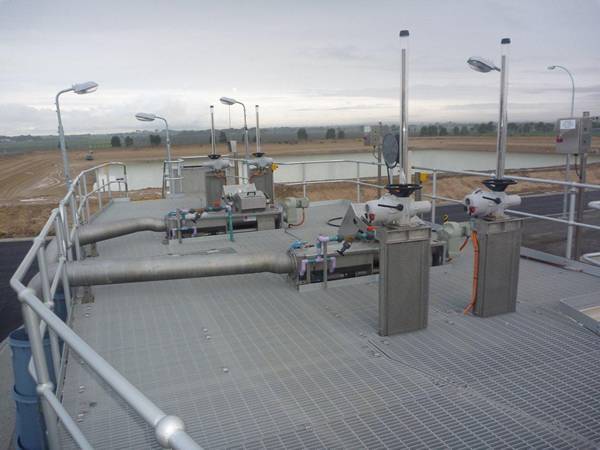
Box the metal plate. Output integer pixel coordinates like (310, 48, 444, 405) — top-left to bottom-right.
(382, 133, 398, 168)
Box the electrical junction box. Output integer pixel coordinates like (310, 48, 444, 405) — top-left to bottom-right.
(555, 116, 591, 154)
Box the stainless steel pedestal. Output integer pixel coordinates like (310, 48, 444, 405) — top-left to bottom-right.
(473, 217, 522, 317)
(377, 225, 431, 336)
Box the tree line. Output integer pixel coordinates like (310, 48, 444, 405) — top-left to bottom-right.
(419, 121, 560, 137)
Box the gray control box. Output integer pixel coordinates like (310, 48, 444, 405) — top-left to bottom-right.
(555, 116, 591, 154)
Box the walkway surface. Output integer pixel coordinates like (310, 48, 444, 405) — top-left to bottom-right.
(56, 198, 600, 449)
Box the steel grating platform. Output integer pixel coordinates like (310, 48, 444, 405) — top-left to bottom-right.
(58, 198, 600, 449)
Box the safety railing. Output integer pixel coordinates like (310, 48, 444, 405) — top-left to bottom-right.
(272, 158, 386, 202)
(263, 157, 600, 261)
(10, 163, 202, 449)
(413, 166, 600, 260)
(161, 159, 185, 198)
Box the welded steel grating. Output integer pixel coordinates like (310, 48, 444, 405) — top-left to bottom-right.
(58, 199, 600, 449)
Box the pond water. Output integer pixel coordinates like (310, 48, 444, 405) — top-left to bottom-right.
(99, 150, 599, 191)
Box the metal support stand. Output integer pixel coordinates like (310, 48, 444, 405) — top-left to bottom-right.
(472, 218, 522, 317)
(377, 225, 430, 335)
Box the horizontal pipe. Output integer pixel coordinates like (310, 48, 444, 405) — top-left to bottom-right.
(64, 252, 295, 286)
(77, 217, 166, 245)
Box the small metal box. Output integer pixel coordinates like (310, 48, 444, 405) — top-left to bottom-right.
(233, 190, 267, 211)
(555, 116, 591, 154)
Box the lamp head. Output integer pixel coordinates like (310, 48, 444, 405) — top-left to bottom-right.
(219, 96, 237, 106)
(72, 81, 98, 94)
(547, 65, 557, 70)
(467, 56, 500, 73)
(135, 112, 156, 122)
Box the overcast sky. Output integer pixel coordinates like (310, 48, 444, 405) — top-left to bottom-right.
(1, 0, 599, 135)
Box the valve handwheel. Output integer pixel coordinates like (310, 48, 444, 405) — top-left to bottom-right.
(385, 183, 422, 198)
(482, 178, 516, 192)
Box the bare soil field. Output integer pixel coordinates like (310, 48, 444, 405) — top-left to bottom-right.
(0, 136, 597, 238)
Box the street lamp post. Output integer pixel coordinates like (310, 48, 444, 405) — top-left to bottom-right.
(55, 81, 98, 188)
(135, 112, 172, 161)
(548, 64, 576, 217)
(219, 96, 249, 159)
(135, 112, 177, 193)
(468, 38, 511, 180)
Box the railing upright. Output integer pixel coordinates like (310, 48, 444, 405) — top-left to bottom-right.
(302, 163, 307, 198)
(566, 187, 577, 259)
(20, 302, 60, 450)
(356, 162, 361, 202)
(36, 245, 61, 381)
(431, 171, 437, 225)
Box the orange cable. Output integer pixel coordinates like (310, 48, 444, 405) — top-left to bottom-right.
(463, 230, 479, 315)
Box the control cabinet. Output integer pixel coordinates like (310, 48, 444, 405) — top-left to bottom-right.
(555, 116, 591, 154)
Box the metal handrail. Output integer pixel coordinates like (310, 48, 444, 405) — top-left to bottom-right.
(9, 163, 202, 449)
(269, 158, 599, 260)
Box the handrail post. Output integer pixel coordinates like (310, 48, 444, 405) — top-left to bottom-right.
(36, 246, 61, 380)
(82, 173, 90, 223)
(302, 163, 307, 198)
(54, 215, 73, 317)
(107, 168, 112, 201)
(20, 302, 60, 450)
(431, 170, 437, 225)
(59, 204, 73, 262)
(76, 182, 84, 223)
(69, 196, 82, 261)
(356, 162, 361, 202)
(95, 169, 103, 210)
(566, 187, 576, 259)
(123, 165, 129, 198)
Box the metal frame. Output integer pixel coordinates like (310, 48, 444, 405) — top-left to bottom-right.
(9, 163, 202, 450)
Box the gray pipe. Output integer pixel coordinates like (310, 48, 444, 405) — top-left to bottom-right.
(77, 217, 166, 245)
(64, 252, 295, 286)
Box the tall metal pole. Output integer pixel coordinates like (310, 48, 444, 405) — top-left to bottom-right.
(158, 116, 175, 194)
(241, 103, 249, 159)
(574, 111, 590, 259)
(496, 38, 510, 180)
(159, 117, 172, 162)
(377, 121, 383, 197)
(255, 105, 261, 153)
(399, 30, 409, 184)
(55, 88, 74, 188)
(209, 105, 216, 155)
(550, 65, 576, 217)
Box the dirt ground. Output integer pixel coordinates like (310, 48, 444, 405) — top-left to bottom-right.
(0, 136, 597, 238)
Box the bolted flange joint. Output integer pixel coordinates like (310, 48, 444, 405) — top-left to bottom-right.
(155, 415, 185, 448)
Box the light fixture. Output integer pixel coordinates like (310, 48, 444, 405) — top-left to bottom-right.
(135, 112, 157, 122)
(467, 57, 500, 73)
(218, 95, 249, 162)
(72, 81, 99, 94)
(219, 97, 238, 106)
